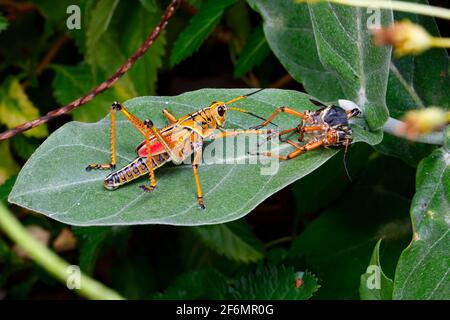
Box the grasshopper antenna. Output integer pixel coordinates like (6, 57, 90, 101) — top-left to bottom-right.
(343, 142, 352, 182)
(226, 89, 279, 127)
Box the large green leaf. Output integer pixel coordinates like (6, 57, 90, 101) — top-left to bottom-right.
(393, 130, 450, 300)
(359, 240, 393, 300)
(8, 89, 377, 226)
(247, 0, 392, 130)
(376, 0, 450, 165)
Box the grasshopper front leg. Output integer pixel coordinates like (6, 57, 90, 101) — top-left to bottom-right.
(191, 134, 205, 210)
(86, 102, 121, 171)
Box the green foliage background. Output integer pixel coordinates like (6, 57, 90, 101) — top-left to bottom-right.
(0, 0, 448, 300)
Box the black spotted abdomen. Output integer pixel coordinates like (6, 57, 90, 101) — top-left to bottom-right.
(103, 153, 170, 190)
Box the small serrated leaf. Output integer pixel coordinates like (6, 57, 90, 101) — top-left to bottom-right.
(170, 0, 238, 66)
(191, 220, 264, 263)
(153, 268, 229, 300)
(234, 25, 270, 78)
(230, 265, 320, 300)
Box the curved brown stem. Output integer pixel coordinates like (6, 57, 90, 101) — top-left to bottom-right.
(0, 0, 182, 141)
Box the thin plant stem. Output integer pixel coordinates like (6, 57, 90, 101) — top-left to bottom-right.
(0, 203, 124, 300)
(430, 37, 450, 48)
(295, 0, 450, 21)
(0, 0, 182, 141)
(383, 117, 444, 145)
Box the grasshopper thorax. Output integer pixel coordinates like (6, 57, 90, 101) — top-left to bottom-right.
(319, 105, 356, 148)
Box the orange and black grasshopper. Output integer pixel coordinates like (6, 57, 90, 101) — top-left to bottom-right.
(251, 99, 361, 160)
(86, 89, 273, 209)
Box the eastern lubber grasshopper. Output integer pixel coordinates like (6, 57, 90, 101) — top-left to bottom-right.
(251, 99, 361, 160)
(86, 89, 272, 210)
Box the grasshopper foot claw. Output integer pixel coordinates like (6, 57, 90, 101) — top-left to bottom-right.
(140, 185, 156, 192)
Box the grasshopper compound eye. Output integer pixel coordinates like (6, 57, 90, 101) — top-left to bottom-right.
(217, 106, 226, 117)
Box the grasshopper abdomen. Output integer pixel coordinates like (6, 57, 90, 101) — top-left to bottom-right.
(103, 153, 170, 190)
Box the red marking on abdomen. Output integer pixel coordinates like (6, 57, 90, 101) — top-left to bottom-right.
(138, 137, 171, 157)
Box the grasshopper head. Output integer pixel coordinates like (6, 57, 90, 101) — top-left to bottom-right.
(210, 101, 228, 128)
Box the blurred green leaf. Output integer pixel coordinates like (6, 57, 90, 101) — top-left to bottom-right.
(120, 2, 166, 95)
(290, 185, 411, 299)
(110, 251, 158, 299)
(360, 240, 393, 300)
(248, 0, 392, 130)
(170, 0, 238, 66)
(225, 1, 252, 55)
(72, 226, 111, 274)
(153, 268, 229, 299)
(86, 0, 119, 66)
(139, 0, 159, 13)
(234, 25, 270, 78)
(393, 132, 450, 300)
(0, 175, 17, 203)
(291, 143, 373, 221)
(0, 14, 8, 33)
(191, 220, 264, 263)
(0, 77, 48, 138)
(186, 0, 205, 8)
(34, 0, 83, 29)
(0, 13, 44, 72)
(11, 135, 39, 160)
(9, 89, 378, 226)
(230, 265, 319, 299)
(73, 225, 130, 276)
(178, 230, 242, 275)
(0, 141, 19, 185)
(51, 63, 133, 122)
(83, 1, 164, 98)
